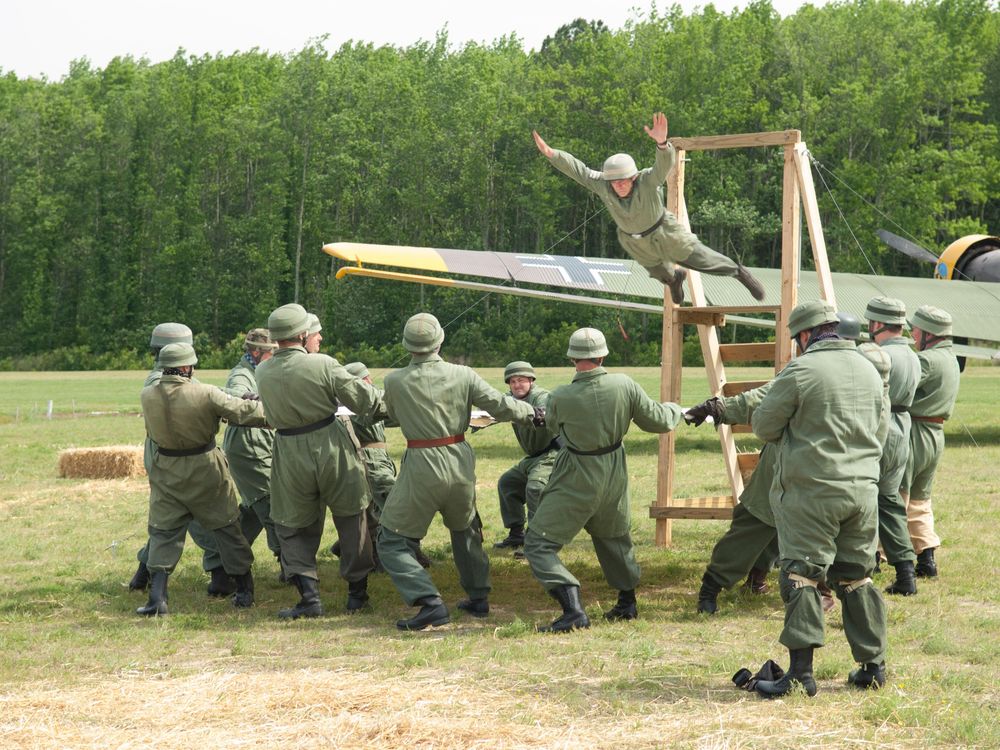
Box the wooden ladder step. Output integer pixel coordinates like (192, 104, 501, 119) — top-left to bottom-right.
(722, 380, 770, 397)
(650, 496, 736, 520)
(736, 452, 760, 480)
(719, 342, 778, 363)
(731, 423, 754, 434)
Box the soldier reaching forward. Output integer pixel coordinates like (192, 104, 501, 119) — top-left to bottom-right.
(533, 112, 765, 305)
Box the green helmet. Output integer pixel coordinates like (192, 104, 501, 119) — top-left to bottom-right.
(268, 303, 309, 340)
(158, 342, 197, 368)
(567, 327, 609, 359)
(244, 328, 276, 352)
(504, 361, 536, 383)
(403, 313, 444, 353)
(864, 295, 907, 326)
(909, 305, 953, 337)
(836, 312, 862, 341)
(857, 342, 891, 384)
(344, 361, 370, 379)
(150, 322, 193, 350)
(788, 300, 838, 337)
(600, 153, 638, 181)
(306, 313, 322, 336)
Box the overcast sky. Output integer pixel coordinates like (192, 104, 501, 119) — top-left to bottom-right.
(2, 0, 818, 81)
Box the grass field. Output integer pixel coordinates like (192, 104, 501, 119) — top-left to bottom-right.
(1, 366, 998, 749)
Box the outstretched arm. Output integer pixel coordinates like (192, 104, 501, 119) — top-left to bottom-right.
(644, 112, 669, 145)
(532, 130, 554, 158)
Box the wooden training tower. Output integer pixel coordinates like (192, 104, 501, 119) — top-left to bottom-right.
(651, 130, 836, 546)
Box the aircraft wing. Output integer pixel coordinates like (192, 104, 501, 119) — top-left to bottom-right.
(324, 242, 1000, 359)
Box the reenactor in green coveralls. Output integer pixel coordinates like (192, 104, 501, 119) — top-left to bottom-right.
(864, 297, 921, 595)
(128, 322, 232, 598)
(686, 312, 886, 616)
(532, 112, 765, 305)
(376, 313, 538, 631)
(750, 300, 888, 697)
(255, 304, 384, 619)
(137, 343, 267, 616)
(524, 328, 684, 632)
(493, 361, 560, 554)
(222, 329, 282, 575)
(901, 305, 961, 578)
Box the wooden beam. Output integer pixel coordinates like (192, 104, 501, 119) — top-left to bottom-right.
(736, 452, 761, 481)
(676, 309, 726, 327)
(778, 143, 801, 368)
(731, 423, 754, 434)
(650, 505, 735, 520)
(719, 342, 779, 363)
(722, 380, 770, 397)
(667, 130, 801, 152)
(793, 142, 837, 307)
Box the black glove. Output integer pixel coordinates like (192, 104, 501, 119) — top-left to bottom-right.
(684, 396, 723, 427)
(733, 659, 785, 691)
(531, 406, 546, 427)
(241, 392, 261, 401)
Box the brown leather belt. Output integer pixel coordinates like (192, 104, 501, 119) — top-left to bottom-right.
(566, 440, 622, 456)
(628, 213, 665, 239)
(361, 442, 388, 450)
(912, 416, 946, 424)
(406, 434, 466, 449)
(528, 437, 563, 458)
(158, 440, 216, 457)
(277, 413, 337, 436)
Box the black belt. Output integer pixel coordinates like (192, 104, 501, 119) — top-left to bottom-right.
(566, 440, 622, 456)
(628, 213, 665, 239)
(891, 405, 910, 413)
(158, 440, 216, 457)
(528, 437, 563, 459)
(277, 413, 337, 436)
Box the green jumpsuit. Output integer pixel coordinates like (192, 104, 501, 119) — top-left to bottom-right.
(222, 357, 279, 558)
(524, 367, 683, 593)
(376, 352, 535, 606)
(546, 144, 739, 283)
(496, 385, 559, 533)
(902, 339, 960, 553)
(255, 346, 383, 584)
(141, 375, 267, 574)
(876, 337, 921, 564)
(752, 339, 887, 666)
(137, 364, 223, 572)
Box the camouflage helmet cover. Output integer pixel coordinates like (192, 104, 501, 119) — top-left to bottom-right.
(504, 361, 536, 383)
(150, 322, 193, 349)
(857, 342, 891, 384)
(909, 305, 953, 337)
(403, 313, 445, 353)
(567, 327, 609, 359)
(158, 342, 197, 368)
(864, 295, 907, 326)
(244, 328, 277, 352)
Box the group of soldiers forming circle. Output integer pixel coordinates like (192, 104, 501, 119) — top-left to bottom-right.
(129, 293, 958, 699)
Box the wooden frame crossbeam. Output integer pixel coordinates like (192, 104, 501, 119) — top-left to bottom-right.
(651, 130, 835, 546)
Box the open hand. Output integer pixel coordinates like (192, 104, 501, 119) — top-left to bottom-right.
(532, 130, 554, 158)
(643, 112, 669, 144)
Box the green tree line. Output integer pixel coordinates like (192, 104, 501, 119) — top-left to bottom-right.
(1, 0, 997, 370)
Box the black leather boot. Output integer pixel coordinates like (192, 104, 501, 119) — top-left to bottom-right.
(396, 596, 450, 631)
(736, 264, 766, 301)
(603, 589, 638, 621)
(493, 525, 525, 549)
(915, 548, 938, 578)
(697, 572, 723, 614)
(755, 648, 817, 698)
(330, 540, 341, 558)
(848, 662, 887, 690)
(667, 268, 687, 305)
(456, 597, 490, 617)
(346, 577, 370, 613)
(207, 566, 236, 597)
(128, 562, 150, 591)
(232, 572, 254, 608)
(538, 585, 590, 632)
(742, 567, 770, 595)
(277, 575, 323, 619)
(885, 561, 917, 596)
(136, 571, 169, 616)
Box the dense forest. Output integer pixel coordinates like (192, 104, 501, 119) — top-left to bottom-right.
(1, 0, 998, 370)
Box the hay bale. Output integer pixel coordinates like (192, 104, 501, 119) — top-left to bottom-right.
(58, 446, 146, 479)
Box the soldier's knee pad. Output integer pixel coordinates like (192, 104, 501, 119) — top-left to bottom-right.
(836, 577, 873, 596)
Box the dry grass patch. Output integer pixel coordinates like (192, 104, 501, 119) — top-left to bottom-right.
(57, 446, 145, 479)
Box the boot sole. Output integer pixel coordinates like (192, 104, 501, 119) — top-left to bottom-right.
(396, 615, 451, 631)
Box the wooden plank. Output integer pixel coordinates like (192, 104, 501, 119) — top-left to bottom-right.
(722, 380, 770, 397)
(719, 342, 778, 363)
(778, 143, 801, 368)
(731, 423, 754, 434)
(681, 305, 781, 315)
(793, 142, 837, 307)
(675, 309, 726, 327)
(736, 452, 760, 480)
(649, 507, 735, 520)
(667, 130, 801, 152)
